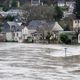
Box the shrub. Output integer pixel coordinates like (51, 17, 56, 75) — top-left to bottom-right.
(60, 33, 71, 44)
(5, 15, 14, 21)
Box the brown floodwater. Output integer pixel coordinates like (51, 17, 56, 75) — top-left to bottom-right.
(0, 43, 80, 80)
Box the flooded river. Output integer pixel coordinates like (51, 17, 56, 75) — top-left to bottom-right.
(0, 43, 80, 80)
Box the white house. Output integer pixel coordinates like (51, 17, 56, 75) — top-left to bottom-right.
(0, 9, 26, 17)
(7, 9, 25, 16)
(63, 1, 75, 18)
(31, 0, 41, 6)
(3, 21, 63, 42)
(57, 0, 65, 7)
(78, 33, 80, 43)
(50, 22, 63, 40)
(73, 20, 80, 30)
(2, 21, 24, 42)
(57, 0, 75, 8)
(18, 27, 37, 42)
(22, 26, 29, 39)
(72, 20, 80, 43)
(2, 21, 37, 42)
(57, 0, 75, 18)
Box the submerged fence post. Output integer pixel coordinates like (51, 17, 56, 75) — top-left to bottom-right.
(64, 48, 67, 57)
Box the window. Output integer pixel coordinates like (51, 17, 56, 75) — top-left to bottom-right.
(11, 25, 15, 32)
(12, 33, 15, 36)
(17, 33, 18, 36)
(78, 20, 79, 23)
(75, 20, 77, 23)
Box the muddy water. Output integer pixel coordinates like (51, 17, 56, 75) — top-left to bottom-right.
(0, 43, 80, 80)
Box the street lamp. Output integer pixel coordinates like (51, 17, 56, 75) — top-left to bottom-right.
(64, 48, 67, 57)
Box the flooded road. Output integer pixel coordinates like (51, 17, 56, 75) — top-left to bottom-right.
(0, 43, 80, 80)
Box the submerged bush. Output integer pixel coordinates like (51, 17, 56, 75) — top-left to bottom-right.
(60, 33, 71, 44)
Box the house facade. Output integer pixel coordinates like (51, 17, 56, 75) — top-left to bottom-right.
(35, 21, 63, 42)
(0, 9, 25, 17)
(31, 0, 41, 6)
(78, 33, 80, 43)
(57, 0, 65, 7)
(72, 19, 80, 44)
(57, 0, 75, 18)
(50, 22, 63, 42)
(2, 20, 63, 43)
(2, 21, 21, 42)
(73, 20, 80, 31)
(2, 21, 37, 42)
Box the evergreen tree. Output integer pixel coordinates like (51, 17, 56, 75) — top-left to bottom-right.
(3, 5, 9, 11)
(11, 0, 17, 8)
(5, 15, 14, 21)
(54, 6, 63, 21)
(74, 0, 80, 19)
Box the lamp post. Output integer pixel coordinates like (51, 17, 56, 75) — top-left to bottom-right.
(64, 48, 67, 57)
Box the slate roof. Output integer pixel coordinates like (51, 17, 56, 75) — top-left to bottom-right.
(50, 22, 63, 31)
(28, 20, 47, 29)
(28, 20, 63, 31)
(2, 20, 63, 33)
(2, 21, 23, 32)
